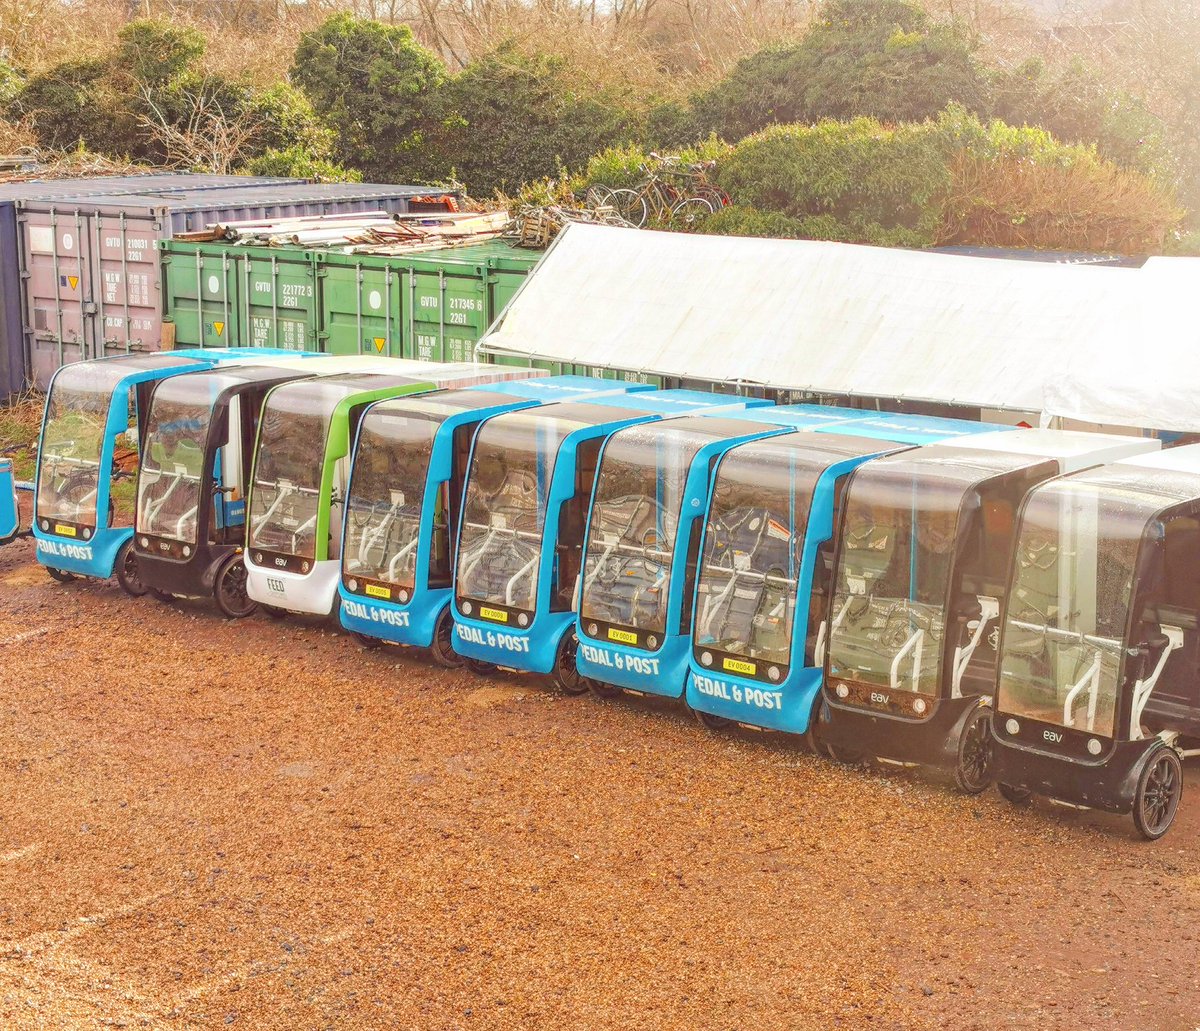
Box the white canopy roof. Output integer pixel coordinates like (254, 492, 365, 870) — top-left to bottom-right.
(480, 225, 1200, 432)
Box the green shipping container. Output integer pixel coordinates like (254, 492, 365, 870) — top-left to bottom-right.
(160, 242, 319, 351)
(315, 242, 538, 360)
(160, 239, 541, 360)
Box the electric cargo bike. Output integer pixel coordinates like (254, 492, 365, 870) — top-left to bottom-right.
(685, 413, 1014, 741)
(244, 362, 538, 619)
(575, 405, 885, 702)
(451, 390, 762, 690)
(337, 376, 654, 661)
(819, 429, 1159, 792)
(33, 349, 306, 591)
(991, 445, 1200, 839)
(134, 359, 336, 616)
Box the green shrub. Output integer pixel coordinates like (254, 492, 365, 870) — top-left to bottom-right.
(243, 145, 360, 182)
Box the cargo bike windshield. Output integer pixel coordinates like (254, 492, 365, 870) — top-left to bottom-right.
(692, 435, 869, 674)
(136, 375, 232, 543)
(248, 380, 346, 560)
(828, 450, 1041, 707)
(997, 479, 1164, 739)
(456, 411, 568, 613)
(579, 423, 715, 637)
(344, 410, 440, 590)
(38, 355, 197, 528)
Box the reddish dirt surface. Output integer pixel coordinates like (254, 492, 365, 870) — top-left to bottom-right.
(1, 529, 1199, 1029)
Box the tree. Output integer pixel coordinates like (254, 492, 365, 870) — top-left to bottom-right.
(430, 44, 643, 196)
(693, 0, 986, 140)
(291, 14, 445, 182)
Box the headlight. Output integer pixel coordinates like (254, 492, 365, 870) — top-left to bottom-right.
(300, 561, 310, 573)
(140, 536, 149, 548)
(1087, 738, 1102, 755)
(913, 698, 927, 715)
(767, 666, 781, 682)
(835, 683, 849, 699)
(462, 601, 473, 616)
(82, 527, 91, 540)
(700, 651, 713, 667)
(182, 545, 191, 557)
(647, 635, 658, 649)
(517, 613, 529, 627)
(40, 519, 49, 531)
(1005, 718, 1020, 735)
(398, 588, 409, 603)
(254, 552, 263, 563)
(587, 623, 598, 637)
(347, 579, 358, 592)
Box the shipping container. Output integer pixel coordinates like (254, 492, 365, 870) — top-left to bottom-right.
(0, 174, 308, 397)
(19, 182, 452, 389)
(160, 239, 541, 363)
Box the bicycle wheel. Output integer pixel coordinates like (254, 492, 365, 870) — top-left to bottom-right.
(607, 189, 649, 228)
(672, 196, 715, 229)
(584, 184, 616, 209)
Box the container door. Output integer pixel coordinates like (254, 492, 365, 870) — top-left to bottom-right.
(242, 251, 317, 351)
(407, 264, 486, 363)
(165, 248, 241, 349)
(318, 258, 401, 357)
(91, 212, 163, 358)
(22, 207, 93, 389)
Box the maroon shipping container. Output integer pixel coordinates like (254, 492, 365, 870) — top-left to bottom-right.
(18, 182, 449, 387)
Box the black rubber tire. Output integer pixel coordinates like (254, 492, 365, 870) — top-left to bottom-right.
(115, 539, 147, 597)
(953, 705, 994, 795)
(429, 608, 463, 669)
(997, 782, 1033, 805)
(260, 604, 288, 620)
(465, 658, 496, 676)
(214, 556, 257, 619)
(824, 741, 868, 766)
(1132, 746, 1182, 841)
(351, 631, 383, 650)
(551, 630, 588, 695)
(800, 695, 824, 754)
(586, 678, 623, 700)
(693, 707, 733, 732)
(46, 567, 75, 583)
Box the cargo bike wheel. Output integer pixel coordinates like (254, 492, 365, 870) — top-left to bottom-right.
(1133, 746, 1182, 841)
(953, 705, 994, 795)
(552, 630, 588, 695)
(214, 555, 257, 619)
(115, 539, 147, 597)
(429, 608, 463, 669)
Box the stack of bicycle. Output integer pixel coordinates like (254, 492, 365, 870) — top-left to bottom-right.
(25, 349, 1200, 840)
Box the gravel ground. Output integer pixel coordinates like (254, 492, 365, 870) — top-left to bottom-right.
(1, 529, 1198, 1030)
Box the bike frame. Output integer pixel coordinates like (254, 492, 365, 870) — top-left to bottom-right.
(33, 348, 306, 580)
(337, 377, 654, 649)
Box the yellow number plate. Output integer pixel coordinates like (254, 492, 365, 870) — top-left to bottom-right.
(54, 524, 77, 537)
(607, 628, 638, 645)
(365, 584, 392, 600)
(480, 606, 508, 623)
(723, 657, 757, 676)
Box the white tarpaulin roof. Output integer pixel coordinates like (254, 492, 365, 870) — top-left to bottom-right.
(481, 224, 1200, 432)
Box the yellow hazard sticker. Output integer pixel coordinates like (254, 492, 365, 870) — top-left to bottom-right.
(365, 583, 391, 600)
(723, 656, 757, 676)
(213, 321, 225, 337)
(67, 275, 79, 290)
(479, 605, 508, 623)
(373, 337, 386, 353)
(607, 627, 637, 644)
(54, 523, 77, 537)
